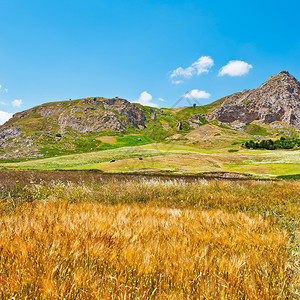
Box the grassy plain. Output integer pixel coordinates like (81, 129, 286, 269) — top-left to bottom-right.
(1, 143, 299, 178)
(0, 170, 299, 298)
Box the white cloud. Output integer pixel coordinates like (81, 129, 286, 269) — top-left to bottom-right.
(170, 56, 214, 79)
(0, 110, 12, 125)
(183, 89, 211, 99)
(0, 101, 8, 106)
(171, 80, 184, 85)
(158, 97, 166, 102)
(0, 84, 2, 89)
(134, 91, 158, 108)
(170, 66, 194, 79)
(219, 60, 253, 77)
(12, 99, 22, 107)
(192, 56, 215, 75)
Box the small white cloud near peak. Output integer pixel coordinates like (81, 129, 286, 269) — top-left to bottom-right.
(158, 97, 166, 102)
(170, 56, 214, 79)
(0, 110, 12, 125)
(134, 91, 158, 108)
(12, 99, 22, 107)
(183, 89, 211, 99)
(219, 60, 253, 77)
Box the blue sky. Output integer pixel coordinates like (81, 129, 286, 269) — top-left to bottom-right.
(0, 0, 300, 123)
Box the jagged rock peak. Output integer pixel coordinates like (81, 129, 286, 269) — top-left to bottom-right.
(279, 70, 290, 75)
(265, 70, 299, 84)
(209, 71, 300, 127)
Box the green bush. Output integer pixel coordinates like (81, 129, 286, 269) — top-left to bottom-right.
(244, 138, 300, 150)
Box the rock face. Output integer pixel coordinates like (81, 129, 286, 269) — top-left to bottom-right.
(0, 126, 21, 148)
(0, 97, 147, 158)
(151, 112, 157, 121)
(188, 114, 205, 128)
(176, 121, 182, 131)
(209, 71, 300, 127)
(102, 98, 146, 129)
(9, 97, 146, 134)
(56, 97, 146, 133)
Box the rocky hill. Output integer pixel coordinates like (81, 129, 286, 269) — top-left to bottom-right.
(209, 71, 300, 127)
(0, 71, 299, 160)
(0, 97, 180, 159)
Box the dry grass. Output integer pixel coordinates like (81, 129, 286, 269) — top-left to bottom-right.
(0, 170, 299, 299)
(96, 136, 117, 143)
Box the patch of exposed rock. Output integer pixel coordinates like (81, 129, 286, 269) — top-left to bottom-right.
(176, 121, 182, 131)
(102, 98, 146, 128)
(209, 71, 300, 127)
(151, 112, 157, 121)
(58, 97, 146, 133)
(0, 126, 22, 148)
(188, 114, 206, 128)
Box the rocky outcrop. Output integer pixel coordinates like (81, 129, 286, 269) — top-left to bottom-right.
(57, 110, 128, 133)
(176, 121, 182, 131)
(151, 112, 157, 121)
(0, 126, 21, 147)
(188, 114, 205, 128)
(209, 71, 300, 127)
(0, 97, 148, 158)
(10, 97, 146, 134)
(56, 98, 146, 133)
(102, 98, 146, 128)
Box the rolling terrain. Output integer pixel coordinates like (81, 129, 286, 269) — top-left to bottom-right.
(0, 71, 299, 178)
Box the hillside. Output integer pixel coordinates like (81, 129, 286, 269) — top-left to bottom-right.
(0, 71, 299, 160)
(0, 97, 181, 159)
(209, 71, 300, 126)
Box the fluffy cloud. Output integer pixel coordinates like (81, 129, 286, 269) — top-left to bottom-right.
(0, 110, 12, 125)
(170, 56, 214, 79)
(183, 89, 211, 99)
(219, 60, 253, 77)
(12, 99, 22, 107)
(134, 91, 158, 108)
(192, 56, 215, 75)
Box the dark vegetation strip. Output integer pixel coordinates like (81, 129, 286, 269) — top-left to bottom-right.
(0, 169, 275, 187)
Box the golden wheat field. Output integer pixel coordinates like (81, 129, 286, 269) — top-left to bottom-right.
(0, 170, 299, 299)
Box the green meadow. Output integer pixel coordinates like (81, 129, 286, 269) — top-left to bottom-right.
(1, 141, 299, 178)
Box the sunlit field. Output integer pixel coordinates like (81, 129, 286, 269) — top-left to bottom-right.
(0, 170, 299, 299)
(1, 146, 300, 177)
